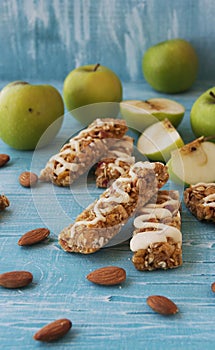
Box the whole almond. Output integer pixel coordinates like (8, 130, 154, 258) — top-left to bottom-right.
(211, 282, 215, 293)
(147, 295, 178, 315)
(87, 266, 126, 285)
(0, 271, 33, 289)
(0, 154, 10, 167)
(18, 228, 50, 246)
(0, 195, 10, 211)
(33, 318, 72, 342)
(19, 171, 38, 187)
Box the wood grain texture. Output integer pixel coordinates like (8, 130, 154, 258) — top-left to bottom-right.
(0, 0, 215, 82)
(0, 80, 215, 349)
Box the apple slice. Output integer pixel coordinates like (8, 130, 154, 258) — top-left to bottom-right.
(168, 137, 215, 185)
(137, 119, 184, 162)
(120, 98, 185, 132)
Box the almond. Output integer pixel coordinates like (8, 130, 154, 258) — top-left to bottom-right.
(33, 318, 72, 342)
(18, 228, 50, 246)
(211, 282, 215, 293)
(0, 195, 10, 211)
(19, 171, 38, 187)
(0, 154, 10, 167)
(0, 270, 33, 289)
(147, 295, 178, 315)
(86, 266, 126, 285)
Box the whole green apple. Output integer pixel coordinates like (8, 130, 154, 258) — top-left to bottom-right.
(142, 39, 198, 93)
(0, 81, 64, 150)
(190, 87, 215, 138)
(63, 64, 122, 125)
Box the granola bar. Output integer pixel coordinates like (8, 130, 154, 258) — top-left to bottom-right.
(95, 135, 135, 187)
(184, 182, 215, 222)
(130, 190, 182, 271)
(59, 161, 169, 254)
(0, 195, 10, 211)
(40, 118, 128, 186)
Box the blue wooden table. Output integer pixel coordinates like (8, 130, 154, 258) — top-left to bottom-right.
(1, 80, 215, 350)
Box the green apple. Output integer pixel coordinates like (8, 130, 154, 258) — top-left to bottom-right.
(142, 39, 198, 93)
(63, 64, 122, 125)
(120, 98, 185, 132)
(190, 87, 215, 138)
(168, 137, 215, 185)
(137, 119, 184, 162)
(0, 81, 64, 150)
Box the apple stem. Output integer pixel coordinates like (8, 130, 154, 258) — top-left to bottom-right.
(93, 63, 100, 72)
(209, 91, 215, 99)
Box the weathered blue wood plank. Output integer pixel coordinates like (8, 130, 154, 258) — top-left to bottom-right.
(1, 0, 215, 82)
(1, 80, 215, 349)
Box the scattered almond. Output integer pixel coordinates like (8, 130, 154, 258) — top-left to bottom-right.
(0, 270, 33, 289)
(0, 154, 10, 167)
(86, 266, 126, 286)
(211, 282, 215, 293)
(0, 195, 10, 211)
(19, 171, 38, 187)
(18, 228, 50, 246)
(33, 318, 72, 342)
(147, 295, 178, 315)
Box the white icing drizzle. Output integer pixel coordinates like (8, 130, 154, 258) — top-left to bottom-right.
(68, 161, 153, 239)
(130, 222, 182, 252)
(203, 193, 215, 207)
(108, 156, 135, 175)
(134, 208, 172, 228)
(69, 118, 106, 141)
(191, 182, 215, 188)
(130, 190, 182, 251)
(190, 182, 215, 208)
(42, 119, 110, 177)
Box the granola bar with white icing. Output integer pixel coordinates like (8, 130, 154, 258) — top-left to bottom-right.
(59, 161, 169, 254)
(184, 182, 215, 222)
(95, 135, 135, 187)
(40, 118, 128, 186)
(130, 190, 182, 271)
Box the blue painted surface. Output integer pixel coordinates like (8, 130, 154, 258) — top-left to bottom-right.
(0, 0, 215, 82)
(1, 80, 215, 350)
(1, 0, 215, 349)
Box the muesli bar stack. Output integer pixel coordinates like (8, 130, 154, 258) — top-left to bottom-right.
(95, 135, 135, 188)
(59, 161, 169, 254)
(130, 190, 183, 271)
(40, 118, 128, 186)
(184, 183, 215, 222)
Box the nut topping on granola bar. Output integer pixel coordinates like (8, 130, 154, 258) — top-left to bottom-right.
(95, 135, 135, 188)
(184, 182, 215, 222)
